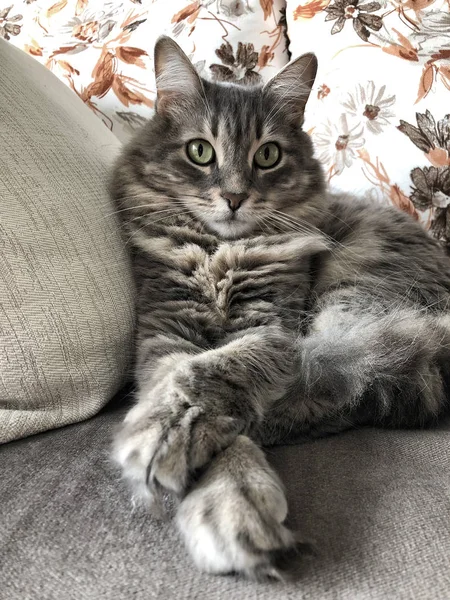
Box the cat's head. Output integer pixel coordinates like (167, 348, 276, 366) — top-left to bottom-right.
(113, 37, 325, 240)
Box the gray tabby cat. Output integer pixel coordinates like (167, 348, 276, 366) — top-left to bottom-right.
(111, 37, 450, 579)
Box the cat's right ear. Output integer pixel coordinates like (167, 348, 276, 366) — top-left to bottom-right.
(263, 53, 318, 126)
(154, 36, 203, 119)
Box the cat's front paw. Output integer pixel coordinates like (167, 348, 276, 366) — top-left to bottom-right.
(177, 436, 298, 580)
(113, 377, 242, 502)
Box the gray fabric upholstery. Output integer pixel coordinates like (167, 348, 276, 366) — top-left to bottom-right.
(1, 402, 450, 599)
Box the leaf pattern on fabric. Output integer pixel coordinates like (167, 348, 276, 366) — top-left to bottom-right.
(416, 63, 438, 103)
(398, 111, 450, 159)
(24, 38, 43, 56)
(75, 0, 88, 16)
(85, 47, 115, 100)
(357, 149, 419, 219)
(116, 46, 147, 68)
(410, 166, 450, 246)
(0, 5, 23, 40)
(397, 110, 450, 246)
(123, 18, 146, 33)
(112, 75, 154, 108)
(260, 0, 274, 20)
(171, 2, 200, 24)
(7, 0, 288, 141)
(324, 0, 383, 41)
(294, 0, 331, 19)
(380, 29, 419, 62)
(287, 0, 449, 243)
(46, 0, 68, 18)
(257, 44, 275, 67)
(210, 41, 261, 84)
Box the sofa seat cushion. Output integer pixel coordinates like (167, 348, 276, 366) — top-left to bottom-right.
(1, 396, 450, 599)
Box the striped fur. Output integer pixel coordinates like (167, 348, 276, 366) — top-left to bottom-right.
(111, 37, 450, 579)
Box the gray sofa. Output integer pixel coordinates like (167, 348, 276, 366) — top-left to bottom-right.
(2, 393, 450, 599)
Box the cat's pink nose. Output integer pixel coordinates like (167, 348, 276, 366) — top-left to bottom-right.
(222, 192, 248, 212)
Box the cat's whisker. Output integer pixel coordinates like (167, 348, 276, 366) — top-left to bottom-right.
(271, 209, 354, 251)
(124, 210, 196, 246)
(101, 194, 187, 209)
(266, 212, 361, 277)
(105, 208, 192, 227)
(104, 204, 176, 219)
(270, 209, 362, 264)
(253, 214, 273, 236)
(309, 203, 356, 232)
(118, 192, 200, 201)
(104, 200, 196, 219)
(266, 211, 321, 238)
(126, 210, 195, 227)
(271, 209, 330, 237)
(271, 209, 392, 281)
(105, 191, 201, 206)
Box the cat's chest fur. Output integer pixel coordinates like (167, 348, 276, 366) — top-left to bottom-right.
(137, 230, 329, 337)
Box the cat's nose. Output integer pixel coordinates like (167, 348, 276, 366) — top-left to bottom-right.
(222, 192, 248, 212)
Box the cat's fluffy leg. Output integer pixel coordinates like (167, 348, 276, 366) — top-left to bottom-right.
(177, 435, 298, 579)
(259, 306, 450, 445)
(113, 326, 294, 503)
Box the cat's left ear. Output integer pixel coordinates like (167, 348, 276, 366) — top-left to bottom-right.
(154, 36, 203, 119)
(263, 54, 318, 125)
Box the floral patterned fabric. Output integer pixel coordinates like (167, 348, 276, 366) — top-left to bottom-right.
(3, 1, 289, 141)
(4, 1, 450, 248)
(287, 0, 450, 249)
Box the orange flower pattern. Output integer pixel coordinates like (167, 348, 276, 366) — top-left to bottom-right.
(5, 0, 449, 248)
(288, 0, 450, 249)
(7, 0, 289, 140)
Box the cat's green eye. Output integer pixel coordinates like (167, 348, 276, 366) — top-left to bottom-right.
(254, 142, 280, 169)
(187, 139, 215, 166)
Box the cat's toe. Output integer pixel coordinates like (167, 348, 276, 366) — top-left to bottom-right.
(113, 392, 242, 502)
(113, 400, 202, 501)
(176, 436, 299, 579)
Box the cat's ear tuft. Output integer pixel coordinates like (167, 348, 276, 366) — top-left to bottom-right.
(263, 53, 318, 125)
(154, 36, 203, 118)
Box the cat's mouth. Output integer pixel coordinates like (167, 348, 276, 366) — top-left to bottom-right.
(213, 210, 240, 225)
(208, 214, 256, 239)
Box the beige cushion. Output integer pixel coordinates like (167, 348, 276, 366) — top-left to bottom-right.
(0, 39, 135, 443)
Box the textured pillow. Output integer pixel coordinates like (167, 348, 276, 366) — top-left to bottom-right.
(0, 39, 135, 443)
(286, 0, 450, 251)
(5, 0, 289, 141)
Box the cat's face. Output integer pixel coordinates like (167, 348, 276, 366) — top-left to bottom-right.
(115, 38, 324, 240)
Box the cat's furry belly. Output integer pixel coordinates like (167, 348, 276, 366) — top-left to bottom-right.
(137, 232, 329, 340)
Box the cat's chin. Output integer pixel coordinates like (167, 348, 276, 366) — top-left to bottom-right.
(206, 219, 255, 240)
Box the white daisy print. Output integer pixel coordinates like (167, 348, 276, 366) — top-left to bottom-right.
(342, 81, 396, 135)
(314, 114, 365, 175)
